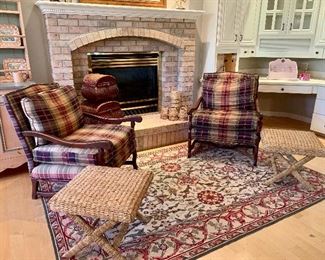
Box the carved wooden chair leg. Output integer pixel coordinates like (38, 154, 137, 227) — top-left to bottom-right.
(31, 179, 38, 200)
(132, 151, 138, 170)
(253, 146, 259, 166)
(188, 129, 192, 158)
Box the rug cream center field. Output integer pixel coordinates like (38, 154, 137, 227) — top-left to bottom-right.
(42, 144, 325, 259)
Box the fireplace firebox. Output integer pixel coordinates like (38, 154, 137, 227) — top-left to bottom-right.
(88, 52, 159, 115)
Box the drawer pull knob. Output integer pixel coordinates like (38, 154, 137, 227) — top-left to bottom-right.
(244, 51, 247, 53)
(281, 88, 284, 91)
(316, 51, 319, 54)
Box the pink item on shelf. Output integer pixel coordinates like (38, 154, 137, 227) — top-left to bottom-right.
(298, 71, 311, 81)
(268, 58, 298, 80)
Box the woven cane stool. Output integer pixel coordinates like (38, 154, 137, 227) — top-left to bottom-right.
(48, 165, 153, 259)
(261, 129, 325, 191)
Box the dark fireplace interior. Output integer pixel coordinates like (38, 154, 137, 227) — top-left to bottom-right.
(88, 52, 159, 115)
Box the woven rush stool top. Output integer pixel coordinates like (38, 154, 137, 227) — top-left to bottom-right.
(48, 166, 153, 223)
(261, 128, 325, 157)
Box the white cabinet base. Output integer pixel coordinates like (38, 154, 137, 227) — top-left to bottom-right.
(311, 114, 325, 135)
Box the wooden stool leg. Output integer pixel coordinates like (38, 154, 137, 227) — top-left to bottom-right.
(266, 155, 315, 189)
(136, 211, 151, 224)
(292, 170, 314, 191)
(63, 216, 118, 259)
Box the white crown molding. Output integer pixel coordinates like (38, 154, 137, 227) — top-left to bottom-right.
(35, 1, 204, 20)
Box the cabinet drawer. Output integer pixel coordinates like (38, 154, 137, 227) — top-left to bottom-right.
(239, 48, 256, 57)
(317, 87, 325, 100)
(314, 99, 325, 115)
(311, 114, 325, 134)
(258, 84, 313, 94)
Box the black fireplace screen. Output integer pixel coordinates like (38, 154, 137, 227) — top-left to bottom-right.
(88, 52, 159, 115)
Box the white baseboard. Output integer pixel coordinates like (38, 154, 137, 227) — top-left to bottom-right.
(261, 111, 312, 124)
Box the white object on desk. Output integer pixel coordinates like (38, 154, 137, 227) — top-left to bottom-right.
(268, 58, 298, 80)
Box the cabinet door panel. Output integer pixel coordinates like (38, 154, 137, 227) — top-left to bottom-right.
(217, 0, 238, 49)
(240, 0, 261, 46)
(287, 0, 319, 35)
(259, 0, 291, 35)
(315, 0, 325, 46)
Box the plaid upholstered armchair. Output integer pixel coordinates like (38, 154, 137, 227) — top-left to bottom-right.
(4, 84, 142, 199)
(188, 72, 263, 165)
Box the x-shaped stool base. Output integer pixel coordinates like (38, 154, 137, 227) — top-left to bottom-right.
(63, 211, 149, 259)
(265, 154, 315, 191)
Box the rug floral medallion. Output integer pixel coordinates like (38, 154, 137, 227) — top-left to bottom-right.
(42, 144, 325, 260)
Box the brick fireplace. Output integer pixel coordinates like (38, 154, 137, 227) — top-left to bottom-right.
(36, 1, 203, 108)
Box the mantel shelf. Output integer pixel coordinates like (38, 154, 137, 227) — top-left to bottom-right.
(35, 1, 204, 20)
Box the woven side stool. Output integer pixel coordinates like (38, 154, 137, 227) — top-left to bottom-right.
(261, 129, 325, 191)
(48, 166, 153, 259)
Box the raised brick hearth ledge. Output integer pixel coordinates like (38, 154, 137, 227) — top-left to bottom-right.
(36, 1, 204, 108)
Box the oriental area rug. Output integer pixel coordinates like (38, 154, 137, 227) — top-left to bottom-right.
(42, 143, 325, 260)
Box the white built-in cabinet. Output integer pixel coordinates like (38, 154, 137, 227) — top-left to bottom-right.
(259, 0, 319, 36)
(311, 88, 325, 134)
(216, 0, 261, 57)
(257, 0, 322, 58)
(315, 0, 325, 52)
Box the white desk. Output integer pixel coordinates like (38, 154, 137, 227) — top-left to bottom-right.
(258, 78, 325, 135)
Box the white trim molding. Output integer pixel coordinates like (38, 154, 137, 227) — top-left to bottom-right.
(35, 1, 204, 20)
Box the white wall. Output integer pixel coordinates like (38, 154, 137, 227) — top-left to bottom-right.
(21, 0, 52, 83)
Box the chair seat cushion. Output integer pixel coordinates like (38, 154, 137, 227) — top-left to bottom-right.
(193, 127, 258, 146)
(192, 110, 261, 131)
(32, 124, 136, 167)
(31, 164, 84, 180)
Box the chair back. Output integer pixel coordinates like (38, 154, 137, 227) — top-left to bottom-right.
(4, 84, 58, 171)
(202, 72, 259, 111)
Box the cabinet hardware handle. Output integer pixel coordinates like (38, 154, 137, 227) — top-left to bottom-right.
(289, 23, 293, 30)
(234, 34, 238, 42)
(281, 88, 284, 91)
(244, 51, 247, 53)
(316, 51, 319, 54)
(251, 51, 254, 53)
(282, 23, 285, 31)
(240, 34, 243, 41)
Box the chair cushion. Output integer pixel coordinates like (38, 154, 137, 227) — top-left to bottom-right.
(32, 124, 136, 167)
(202, 72, 258, 111)
(21, 85, 84, 146)
(31, 164, 84, 180)
(192, 110, 260, 131)
(193, 127, 258, 146)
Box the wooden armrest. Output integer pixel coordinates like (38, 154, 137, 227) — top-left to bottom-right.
(23, 131, 113, 150)
(188, 96, 203, 115)
(83, 112, 142, 124)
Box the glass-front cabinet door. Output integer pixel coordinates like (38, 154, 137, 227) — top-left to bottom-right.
(288, 0, 319, 35)
(260, 0, 291, 34)
(260, 0, 319, 35)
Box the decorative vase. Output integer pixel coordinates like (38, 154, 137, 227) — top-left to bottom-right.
(175, 0, 187, 9)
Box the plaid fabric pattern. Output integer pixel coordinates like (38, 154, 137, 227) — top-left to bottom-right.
(193, 127, 258, 146)
(4, 84, 58, 171)
(202, 72, 259, 111)
(21, 85, 84, 146)
(192, 110, 260, 131)
(33, 124, 136, 167)
(31, 164, 84, 180)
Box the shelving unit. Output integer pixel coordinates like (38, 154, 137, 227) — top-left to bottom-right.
(0, 0, 29, 172)
(0, 0, 32, 83)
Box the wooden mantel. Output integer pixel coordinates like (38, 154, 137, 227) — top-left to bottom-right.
(35, 0, 204, 20)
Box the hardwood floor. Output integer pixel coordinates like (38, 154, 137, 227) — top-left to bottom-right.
(0, 117, 324, 260)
